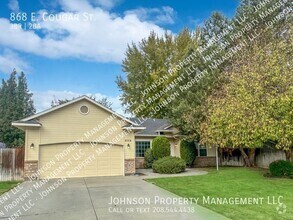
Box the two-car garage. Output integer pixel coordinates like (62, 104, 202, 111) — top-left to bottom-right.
(39, 143, 124, 179)
(12, 96, 137, 179)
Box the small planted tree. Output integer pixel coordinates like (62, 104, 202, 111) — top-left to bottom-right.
(143, 148, 154, 168)
(180, 140, 196, 167)
(152, 136, 170, 160)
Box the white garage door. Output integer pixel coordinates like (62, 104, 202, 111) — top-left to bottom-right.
(39, 143, 124, 179)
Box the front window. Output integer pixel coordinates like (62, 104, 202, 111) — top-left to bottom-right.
(135, 141, 151, 157)
(198, 145, 207, 157)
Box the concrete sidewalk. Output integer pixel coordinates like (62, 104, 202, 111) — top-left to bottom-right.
(0, 176, 229, 220)
(135, 168, 208, 179)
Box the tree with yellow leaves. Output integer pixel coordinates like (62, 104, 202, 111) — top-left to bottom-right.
(200, 33, 292, 166)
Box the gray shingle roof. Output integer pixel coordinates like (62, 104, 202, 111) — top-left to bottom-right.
(129, 118, 172, 135)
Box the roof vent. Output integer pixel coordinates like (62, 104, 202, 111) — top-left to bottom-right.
(80, 105, 89, 114)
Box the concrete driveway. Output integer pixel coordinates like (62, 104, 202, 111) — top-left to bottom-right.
(0, 176, 228, 220)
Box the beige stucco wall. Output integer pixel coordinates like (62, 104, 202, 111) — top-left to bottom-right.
(196, 146, 216, 157)
(170, 139, 180, 157)
(207, 147, 216, 156)
(123, 132, 135, 159)
(25, 128, 40, 161)
(135, 137, 154, 142)
(25, 100, 135, 161)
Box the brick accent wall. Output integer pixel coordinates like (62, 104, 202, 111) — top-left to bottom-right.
(24, 160, 38, 180)
(124, 159, 135, 175)
(135, 158, 144, 169)
(194, 157, 216, 167)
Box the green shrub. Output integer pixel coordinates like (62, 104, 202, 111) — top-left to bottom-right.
(152, 136, 170, 160)
(269, 160, 293, 177)
(143, 148, 154, 168)
(152, 156, 186, 174)
(180, 140, 196, 166)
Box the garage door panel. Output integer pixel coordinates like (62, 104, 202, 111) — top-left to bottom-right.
(110, 151, 120, 156)
(39, 143, 123, 179)
(86, 163, 98, 168)
(110, 170, 121, 175)
(111, 162, 122, 167)
(84, 170, 98, 176)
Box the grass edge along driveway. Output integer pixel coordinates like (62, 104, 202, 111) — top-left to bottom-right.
(0, 181, 21, 195)
(146, 167, 292, 220)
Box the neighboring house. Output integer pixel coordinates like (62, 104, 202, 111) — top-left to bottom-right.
(11, 96, 184, 179)
(0, 142, 6, 148)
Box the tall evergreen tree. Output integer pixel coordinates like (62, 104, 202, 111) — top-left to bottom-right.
(0, 70, 35, 147)
(17, 72, 35, 117)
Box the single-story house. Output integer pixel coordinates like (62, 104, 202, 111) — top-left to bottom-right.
(131, 118, 217, 168)
(12, 95, 216, 179)
(130, 117, 181, 168)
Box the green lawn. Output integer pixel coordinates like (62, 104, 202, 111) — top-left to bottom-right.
(146, 167, 293, 220)
(0, 181, 20, 195)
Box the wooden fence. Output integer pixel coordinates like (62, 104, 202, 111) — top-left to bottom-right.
(255, 148, 286, 168)
(219, 148, 244, 166)
(0, 148, 24, 181)
(219, 147, 287, 168)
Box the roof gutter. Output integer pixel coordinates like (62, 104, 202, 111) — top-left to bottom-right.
(11, 122, 42, 127)
(123, 127, 146, 130)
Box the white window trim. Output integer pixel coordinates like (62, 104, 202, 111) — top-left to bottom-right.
(197, 144, 208, 157)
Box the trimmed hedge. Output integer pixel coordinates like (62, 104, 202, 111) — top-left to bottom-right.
(180, 140, 196, 166)
(152, 156, 186, 174)
(143, 148, 154, 168)
(269, 160, 293, 177)
(152, 136, 170, 160)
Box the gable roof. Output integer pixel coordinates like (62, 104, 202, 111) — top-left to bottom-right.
(129, 118, 174, 136)
(13, 95, 137, 126)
